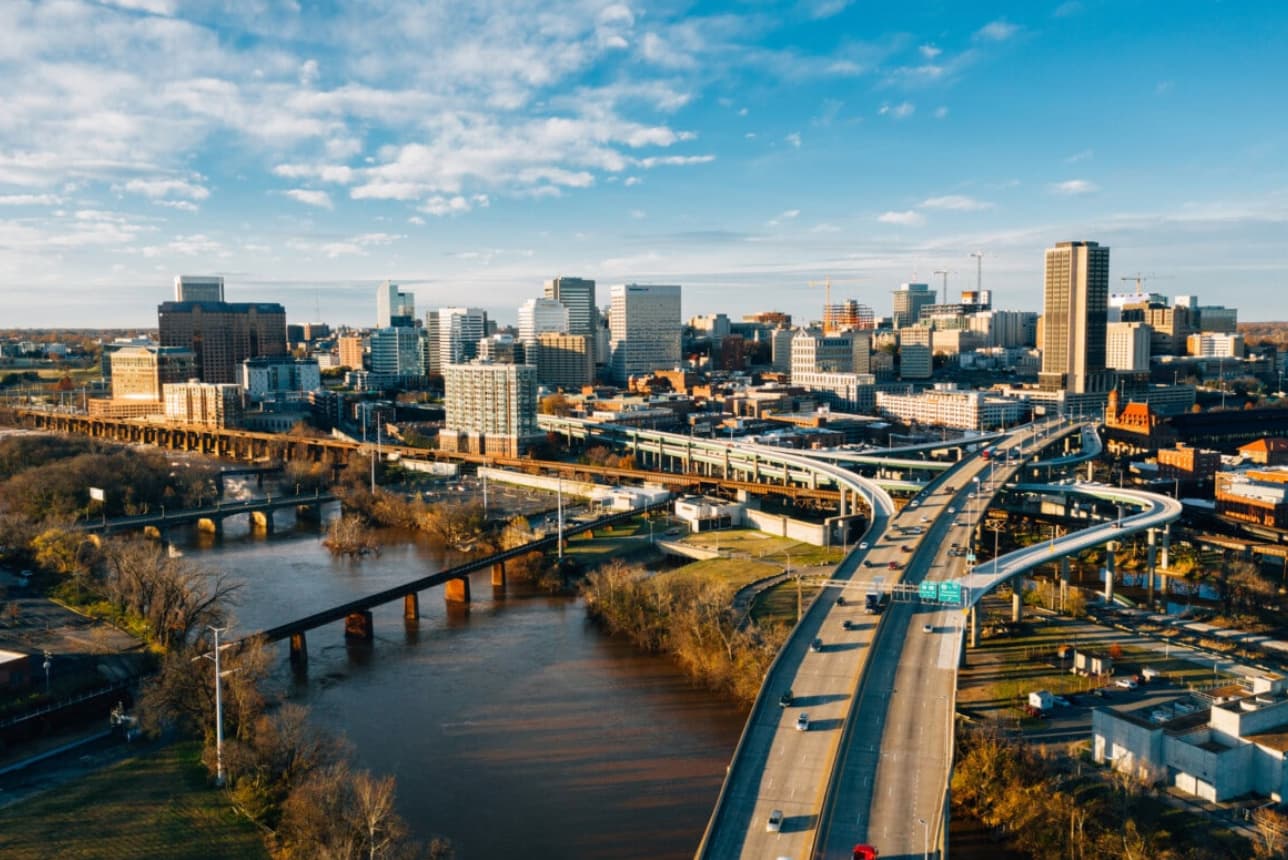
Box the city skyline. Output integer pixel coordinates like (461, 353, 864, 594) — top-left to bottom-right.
(1, 1, 1286, 327)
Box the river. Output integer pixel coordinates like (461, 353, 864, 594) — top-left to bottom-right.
(173, 506, 747, 859)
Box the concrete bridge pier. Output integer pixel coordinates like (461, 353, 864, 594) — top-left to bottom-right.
(196, 517, 223, 538)
(445, 577, 471, 604)
(1060, 557, 1070, 612)
(403, 592, 419, 622)
(345, 610, 374, 641)
(250, 509, 275, 535)
(1011, 588, 1023, 623)
(968, 606, 980, 648)
(1103, 541, 1117, 604)
(296, 503, 323, 524)
(143, 524, 165, 541)
(491, 561, 506, 587)
(289, 631, 308, 670)
(1161, 524, 1170, 569)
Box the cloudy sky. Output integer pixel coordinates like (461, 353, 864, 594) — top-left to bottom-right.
(1, 0, 1286, 328)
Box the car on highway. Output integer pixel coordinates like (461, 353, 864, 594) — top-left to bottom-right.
(920, 515, 930, 522)
(837, 595, 846, 606)
(887, 561, 900, 570)
(859, 541, 870, 550)
(900, 545, 912, 553)
(1052, 695, 1071, 707)
(795, 713, 810, 731)
(922, 623, 933, 633)
(811, 637, 824, 652)
(766, 808, 784, 833)
(863, 560, 875, 567)
(851, 845, 878, 860)
(1115, 677, 1139, 689)
(778, 690, 794, 707)
(947, 507, 957, 514)
(842, 619, 856, 630)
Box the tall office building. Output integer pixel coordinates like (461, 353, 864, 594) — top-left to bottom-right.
(534, 332, 594, 388)
(1039, 240, 1113, 393)
(1106, 322, 1151, 371)
(173, 275, 225, 302)
(158, 301, 287, 384)
(608, 284, 682, 383)
(543, 276, 596, 337)
(338, 334, 365, 370)
(376, 280, 415, 328)
(369, 327, 425, 378)
(892, 283, 935, 328)
(163, 381, 243, 427)
(517, 298, 569, 342)
(898, 327, 933, 380)
(437, 307, 488, 369)
(440, 361, 541, 456)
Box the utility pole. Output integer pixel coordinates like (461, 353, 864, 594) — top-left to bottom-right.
(194, 626, 232, 786)
(556, 475, 564, 562)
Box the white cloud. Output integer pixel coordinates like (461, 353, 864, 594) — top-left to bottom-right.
(1050, 179, 1099, 196)
(933, 106, 949, 119)
(1156, 80, 1174, 95)
(877, 210, 925, 226)
(298, 59, 319, 87)
(123, 178, 209, 200)
(921, 195, 992, 211)
(879, 102, 915, 119)
(285, 188, 333, 209)
(624, 176, 642, 186)
(976, 20, 1019, 41)
(1065, 149, 1094, 163)
(630, 209, 646, 219)
(419, 194, 490, 216)
(1053, 2, 1083, 17)
(635, 154, 715, 168)
(141, 233, 223, 258)
(810, 222, 841, 233)
(785, 132, 802, 149)
(408, 215, 426, 225)
(805, 0, 854, 20)
(289, 231, 403, 258)
(919, 44, 942, 59)
(0, 194, 60, 206)
(100, 0, 175, 14)
(154, 199, 198, 212)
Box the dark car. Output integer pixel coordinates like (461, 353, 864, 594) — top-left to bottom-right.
(843, 619, 856, 630)
(811, 637, 824, 652)
(779, 690, 794, 707)
(837, 595, 846, 606)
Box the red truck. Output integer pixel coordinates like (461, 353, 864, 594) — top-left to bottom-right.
(853, 845, 878, 859)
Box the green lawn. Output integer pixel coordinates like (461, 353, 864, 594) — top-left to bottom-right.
(681, 528, 843, 566)
(653, 556, 783, 592)
(750, 578, 822, 627)
(0, 742, 268, 860)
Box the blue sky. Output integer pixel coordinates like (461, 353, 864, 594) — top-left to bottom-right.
(1, 0, 1285, 328)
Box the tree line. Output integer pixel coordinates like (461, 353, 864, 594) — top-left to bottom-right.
(581, 560, 788, 703)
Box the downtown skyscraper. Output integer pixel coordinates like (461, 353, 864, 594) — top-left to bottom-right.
(1038, 241, 1114, 394)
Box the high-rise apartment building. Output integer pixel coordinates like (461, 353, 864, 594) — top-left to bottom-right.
(424, 311, 441, 375)
(544, 276, 596, 337)
(892, 283, 935, 328)
(240, 356, 322, 401)
(109, 346, 196, 401)
(608, 284, 682, 383)
(1106, 322, 1151, 371)
(1038, 240, 1113, 394)
(791, 328, 867, 377)
(173, 275, 225, 302)
(517, 298, 570, 342)
(157, 301, 287, 385)
(534, 332, 594, 388)
(898, 327, 933, 379)
(163, 381, 243, 427)
(376, 281, 415, 328)
(440, 361, 541, 456)
(437, 307, 488, 369)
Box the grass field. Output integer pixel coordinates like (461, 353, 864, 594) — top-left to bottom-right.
(0, 742, 268, 860)
(749, 578, 822, 627)
(681, 528, 843, 566)
(653, 556, 782, 592)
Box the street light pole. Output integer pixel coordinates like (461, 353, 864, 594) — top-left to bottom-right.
(193, 625, 231, 786)
(919, 816, 929, 860)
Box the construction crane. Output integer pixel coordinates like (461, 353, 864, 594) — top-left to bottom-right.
(807, 276, 866, 333)
(1119, 273, 1170, 293)
(933, 270, 950, 305)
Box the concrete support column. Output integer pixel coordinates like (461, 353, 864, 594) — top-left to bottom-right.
(1011, 589, 1023, 623)
(445, 577, 471, 604)
(1060, 557, 1071, 612)
(289, 631, 308, 670)
(251, 509, 274, 534)
(491, 561, 507, 587)
(839, 490, 848, 518)
(1146, 528, 1158, 609)
(344, 610, 374, 641)
(968, 606, 980, 648)
(196, 517, 222, 537)
(1103, 541, 1116, 604)
(1161, 524, 1171, 570)
(403, 592, 419, 622)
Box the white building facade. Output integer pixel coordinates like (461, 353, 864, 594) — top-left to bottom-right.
(609, 284, 682, 383)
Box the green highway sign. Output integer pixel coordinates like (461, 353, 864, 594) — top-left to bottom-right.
(938, 581, 963, 604)
(919, 581, 939, 601)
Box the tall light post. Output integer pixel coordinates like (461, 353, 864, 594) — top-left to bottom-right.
(918, 816, 929, 860)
